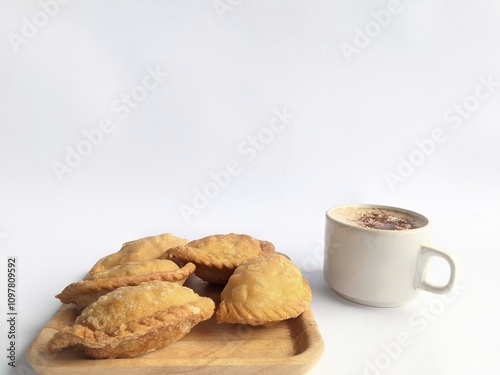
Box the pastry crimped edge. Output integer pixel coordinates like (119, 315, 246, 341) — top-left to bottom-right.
(47, 295, 215, 359)
(164, 240, 275, 269)
(215, 285, 312, 326)
(56, 262, 196, 310)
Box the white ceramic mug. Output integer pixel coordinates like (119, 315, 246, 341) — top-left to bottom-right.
(324, 204, 457, 307)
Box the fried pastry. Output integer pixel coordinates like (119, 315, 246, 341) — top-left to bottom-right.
(47, 281, 215, 359)
(88, 233, 188, 275)
(56, 260, 196, 310)
(162, 233, 275, 285)
(216, 253, 312, 326)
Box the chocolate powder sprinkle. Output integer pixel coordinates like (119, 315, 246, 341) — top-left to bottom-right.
(356, 212, 415, 230)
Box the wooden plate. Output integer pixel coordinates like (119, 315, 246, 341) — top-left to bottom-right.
(28, 275, 324, 375)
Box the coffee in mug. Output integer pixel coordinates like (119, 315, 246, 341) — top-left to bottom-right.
(329, 206, 425, 231)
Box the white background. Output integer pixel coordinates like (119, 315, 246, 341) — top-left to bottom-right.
(1, 0, 499, 374)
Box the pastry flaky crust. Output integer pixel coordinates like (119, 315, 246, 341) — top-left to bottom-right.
(56, 260, 196, 310)
(216, 253, 312, 326)
(88, 233, 189, 276)
(47, 281, 215, 359)
(162, 233, 275, 285)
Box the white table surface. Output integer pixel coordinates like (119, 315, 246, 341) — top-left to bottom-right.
(1, 1, 499, 374)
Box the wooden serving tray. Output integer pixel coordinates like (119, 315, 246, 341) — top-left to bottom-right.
(28, 276, 324, 375)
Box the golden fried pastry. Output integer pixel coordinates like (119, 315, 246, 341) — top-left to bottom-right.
(162, 233, 275, 285)
(88, 233, 188, 275)
(47, 281, 215, 359)
(56, 260, 196, 310)
(216, 253, 312, 326)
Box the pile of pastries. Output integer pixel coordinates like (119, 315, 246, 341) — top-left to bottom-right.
(47, 233, 312, 359)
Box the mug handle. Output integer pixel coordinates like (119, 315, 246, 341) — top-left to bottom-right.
(414, 245, 456, 294)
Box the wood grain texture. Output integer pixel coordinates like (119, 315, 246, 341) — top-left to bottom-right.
(28, 276, 324, 375)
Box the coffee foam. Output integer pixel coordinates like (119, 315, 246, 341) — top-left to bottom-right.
(330, 206, 427, 230)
